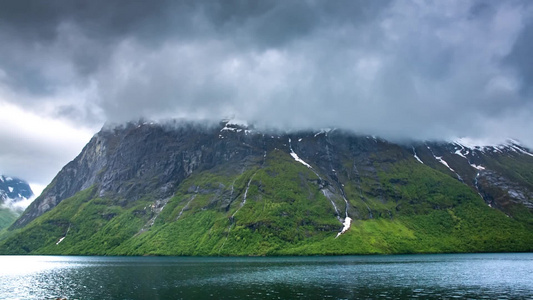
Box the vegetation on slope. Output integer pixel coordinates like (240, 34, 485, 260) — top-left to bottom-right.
(1, 149, 532, 256)
(0, 208, 18, 231)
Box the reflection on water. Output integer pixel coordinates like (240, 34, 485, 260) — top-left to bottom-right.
(0, 253, 532, 299)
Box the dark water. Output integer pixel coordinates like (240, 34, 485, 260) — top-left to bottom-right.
(0, 253, 532, 300)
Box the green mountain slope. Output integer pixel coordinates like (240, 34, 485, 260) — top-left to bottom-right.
(0, 208, 18, 231)
(1, 122, 532, 255)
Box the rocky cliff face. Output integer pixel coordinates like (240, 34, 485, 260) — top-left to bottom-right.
(12, 121, 265, 228)
(3, 120, 533, 255)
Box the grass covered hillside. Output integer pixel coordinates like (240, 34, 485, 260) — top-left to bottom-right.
(0, 208, 18, 232)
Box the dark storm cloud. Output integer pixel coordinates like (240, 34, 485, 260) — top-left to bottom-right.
(0, 0, 390, 89)
(0, 0, 532, 147)
(505, 19, 533, 97)
(0, 0, 187, 95)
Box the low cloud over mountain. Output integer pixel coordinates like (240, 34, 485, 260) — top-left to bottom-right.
(1, 0, 532, 185)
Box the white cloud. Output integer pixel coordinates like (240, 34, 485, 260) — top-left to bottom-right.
(0, 100, 96, 185)
(1, 196, 34, 212)
(30, 183, 47, 198)
(0, 0, 532, 193)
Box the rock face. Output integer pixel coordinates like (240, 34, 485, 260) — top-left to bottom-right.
(3, 120, 533, 255)
(12, 121, 263, 228)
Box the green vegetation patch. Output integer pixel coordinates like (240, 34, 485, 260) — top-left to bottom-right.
(1, 151, 532, 256)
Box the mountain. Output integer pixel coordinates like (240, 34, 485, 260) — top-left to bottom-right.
(0, 120, 532, 255)
(0, 175, 33, 230)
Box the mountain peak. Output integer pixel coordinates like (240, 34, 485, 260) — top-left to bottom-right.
(3, 120, 532, 255)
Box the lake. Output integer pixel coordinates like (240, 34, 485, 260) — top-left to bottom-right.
(0, 253, 532, 299)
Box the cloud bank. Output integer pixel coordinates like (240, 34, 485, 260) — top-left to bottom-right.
(1, 0, 533, 184)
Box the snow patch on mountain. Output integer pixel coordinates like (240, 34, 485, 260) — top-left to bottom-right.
(453, 137, 504, 149)
(290, 152, 312, 168)
(56, 225, 71, 245)
(220, 119, 255, 135)
(220, 125, 237, 132)
(336, 217, 352, 238)
(226, 119, 248, 127)
(426, 145, 463, 182)
(453, 144, 468, 159)
(288, 138, 312, 168)
(470, 164, 486, 171)
(412, 147, 423, 164)
(453, 138, 533, 156)
(511, 145, 533, 157)
(314, 128, 332, 137)
(435, 156, 455, 172)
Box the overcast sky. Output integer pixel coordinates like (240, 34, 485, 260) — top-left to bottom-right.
(1, 0, 532, 195)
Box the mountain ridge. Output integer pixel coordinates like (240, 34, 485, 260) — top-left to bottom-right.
(1, 120, 532, 255)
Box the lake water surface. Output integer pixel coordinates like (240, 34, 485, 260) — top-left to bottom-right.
(0, 253, 532, 299)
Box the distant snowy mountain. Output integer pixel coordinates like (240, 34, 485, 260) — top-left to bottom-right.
(0, 175, 33, 203)
(0, 174, 34, 230)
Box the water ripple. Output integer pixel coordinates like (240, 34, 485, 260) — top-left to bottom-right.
(0, 253, 532, 299)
